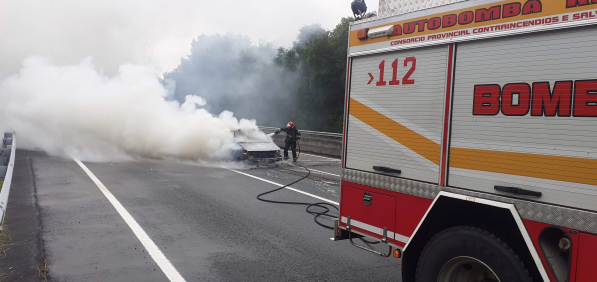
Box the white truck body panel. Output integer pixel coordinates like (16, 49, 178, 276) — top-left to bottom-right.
(449, 26, 597, 211)
(346, 45, 448, 183)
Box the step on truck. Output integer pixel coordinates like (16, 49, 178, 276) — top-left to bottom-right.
(334, 0, 597, 281)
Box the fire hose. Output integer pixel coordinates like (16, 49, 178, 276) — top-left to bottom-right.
(255, 140, 381, 246)
(256, 140, 338, 229)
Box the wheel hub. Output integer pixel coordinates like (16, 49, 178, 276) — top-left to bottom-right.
(437, 256, 500, 282)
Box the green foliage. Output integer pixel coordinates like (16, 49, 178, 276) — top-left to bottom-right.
(274, 47, 299, 71)
(275, 18, 353, 133)
(163, 33, 299, 125)
(163, 18, 353, 133)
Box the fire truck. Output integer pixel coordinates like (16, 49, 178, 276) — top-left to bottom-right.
(334, 0, 597, 281)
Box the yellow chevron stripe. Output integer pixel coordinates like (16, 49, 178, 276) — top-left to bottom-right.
(450, 148, 597, 186)
(350, 98, 597, 186)
(349, 98, 440, 165)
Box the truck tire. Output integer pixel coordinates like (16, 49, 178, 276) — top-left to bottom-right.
(416, 226, 532, 282)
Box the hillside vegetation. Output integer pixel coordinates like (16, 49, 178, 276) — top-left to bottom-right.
(164, 17, 353, 133)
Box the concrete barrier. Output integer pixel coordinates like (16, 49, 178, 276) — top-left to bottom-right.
(271, 134, 342, 158)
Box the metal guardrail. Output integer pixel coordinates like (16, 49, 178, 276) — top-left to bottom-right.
(0, 132, 16, 232)
(258, 126, 342, 139)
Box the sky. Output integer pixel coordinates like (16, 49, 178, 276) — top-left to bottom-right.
(0, 0, 378, 78)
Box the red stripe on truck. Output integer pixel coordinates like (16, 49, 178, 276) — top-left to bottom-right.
(440, 43, 455, 186)
(342, 58, 352, 168)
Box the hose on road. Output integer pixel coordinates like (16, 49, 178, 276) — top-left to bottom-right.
(256, 164, 339, 229)
(256, 140, 380, 244)
(257, 140, 337, 229)
(256, 142, 380, 245)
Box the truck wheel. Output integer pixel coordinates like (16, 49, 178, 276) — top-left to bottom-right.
(416, 226, 531, 282)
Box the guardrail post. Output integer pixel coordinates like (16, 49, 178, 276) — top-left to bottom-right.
(0, 132, 16, 232)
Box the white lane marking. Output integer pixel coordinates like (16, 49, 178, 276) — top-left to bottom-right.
(227, 169, 339, 205)
(308, 168, 340, 178)
(73, 158, 186, 282)
(296, 160, 339, 162)
(300, 153, 340, 161)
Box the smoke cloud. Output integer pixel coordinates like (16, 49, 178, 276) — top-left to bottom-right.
(0, 0, 352, 162)
(0, 56, 266, 162)
(0, 0, 363, 79)
(163, 33, 300, 127)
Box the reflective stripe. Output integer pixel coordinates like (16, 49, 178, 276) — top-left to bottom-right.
(352, 96, 597, 187)
(350, 98, 441, 165)
(341, 216, 410, 243)
(394, 233, 410, 244)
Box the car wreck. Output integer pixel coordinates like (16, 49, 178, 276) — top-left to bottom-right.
(232, 129, 282, 162)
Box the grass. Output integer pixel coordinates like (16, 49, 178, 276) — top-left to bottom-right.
(0, 224, 12, 259)
(0, 223, 36, 280)
(37, 260, 49, 281)
(0, 224, 10, 279)
(0, 178, 4, 193)
(0, 225, 27, 259)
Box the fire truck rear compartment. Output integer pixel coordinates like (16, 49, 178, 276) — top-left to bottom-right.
(340, 185, 397, 244)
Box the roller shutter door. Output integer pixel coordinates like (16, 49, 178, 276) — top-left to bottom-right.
(346, 45, 448, 184)
(449, 26, 597, 211)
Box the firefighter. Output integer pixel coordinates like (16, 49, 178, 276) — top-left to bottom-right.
(275, 121, 301, 162)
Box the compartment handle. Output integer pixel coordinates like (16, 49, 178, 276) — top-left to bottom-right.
(494, 185, 542, 197)
(373, 166, 401, 174)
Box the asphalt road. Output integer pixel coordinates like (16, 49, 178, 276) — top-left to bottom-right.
(2, 150, 402, 281)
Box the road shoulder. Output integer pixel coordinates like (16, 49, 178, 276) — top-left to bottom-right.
(0, 150, 46, 281)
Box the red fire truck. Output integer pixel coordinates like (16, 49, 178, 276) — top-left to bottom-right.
(334, 0, 597, 281)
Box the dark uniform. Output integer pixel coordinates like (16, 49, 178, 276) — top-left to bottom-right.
(277, 126, 301, 161)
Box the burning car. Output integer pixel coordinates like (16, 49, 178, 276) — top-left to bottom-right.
(231, 128, 282, 162)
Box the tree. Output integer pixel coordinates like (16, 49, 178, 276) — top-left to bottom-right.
(164, 18, 354, 133)
(280, 18, 353, 132)
(162, 33, 298, 126)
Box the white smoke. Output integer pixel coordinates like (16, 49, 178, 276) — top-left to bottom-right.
(0, 56, 265, 162)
